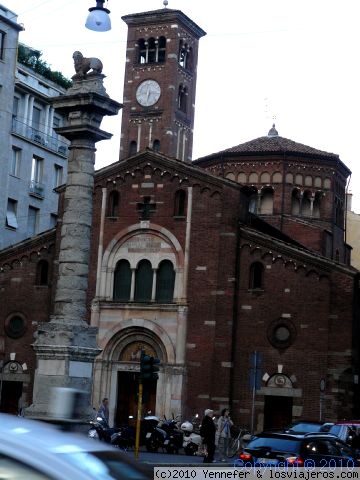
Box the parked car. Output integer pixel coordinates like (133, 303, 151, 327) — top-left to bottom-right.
(327, 421, 360, 446)
(0, 413, 151, 480)
(237, 431, 360, 467)
(284, 420, 329, 434)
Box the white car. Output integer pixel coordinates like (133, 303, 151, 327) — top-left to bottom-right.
(0, 413, 151, 480)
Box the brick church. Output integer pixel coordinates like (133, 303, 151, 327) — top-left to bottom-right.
(1, 7, 359, 432)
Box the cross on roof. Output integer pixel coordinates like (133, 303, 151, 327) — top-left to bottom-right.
(137, 196, 156, 220)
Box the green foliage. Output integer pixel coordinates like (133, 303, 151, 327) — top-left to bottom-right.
(17, 44, 72, 90)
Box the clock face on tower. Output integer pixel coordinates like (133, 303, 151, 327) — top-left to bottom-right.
(136, 80, 161, 107)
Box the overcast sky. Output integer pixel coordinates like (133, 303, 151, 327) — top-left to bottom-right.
(8, 0, 360, 212)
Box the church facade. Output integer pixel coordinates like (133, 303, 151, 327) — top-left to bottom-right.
(0, 6, 359, 431)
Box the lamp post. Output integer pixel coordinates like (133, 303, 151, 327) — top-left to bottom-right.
(85, 0, 111, 32)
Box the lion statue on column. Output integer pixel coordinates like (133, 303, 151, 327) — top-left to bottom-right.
(72, 51, 103, 78)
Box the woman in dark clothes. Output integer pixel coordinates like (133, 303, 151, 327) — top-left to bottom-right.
(200, 409, 216, 463)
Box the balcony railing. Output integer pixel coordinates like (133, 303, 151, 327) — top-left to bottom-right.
(11, 118, 68, 156)
(29, 180, 45, 198)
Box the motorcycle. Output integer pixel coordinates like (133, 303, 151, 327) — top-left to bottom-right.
(143, 416, 167, 452)
(109, 423, 136, 451)
(181, 418, 202, 455)
(88, 414, 123, 445)
(160, 417, 183, 454)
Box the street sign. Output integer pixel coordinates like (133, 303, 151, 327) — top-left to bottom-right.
(249, 351, 262, 390)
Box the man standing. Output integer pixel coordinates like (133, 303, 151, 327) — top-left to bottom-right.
(97, 397, 109, 423)
(200, 409, 216, 463)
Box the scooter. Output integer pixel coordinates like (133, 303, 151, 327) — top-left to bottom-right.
(109, 423, 136, 451)
(160, 417, 184, 454)
(141, 415, 167, 452)
(88, 414, 123, 445)
(181, 419, 202, 455)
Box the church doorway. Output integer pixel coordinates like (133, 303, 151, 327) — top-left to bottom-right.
(0, 380, 22, 414)
(115, 371, 157, 427)
(263, 395, 293, 430)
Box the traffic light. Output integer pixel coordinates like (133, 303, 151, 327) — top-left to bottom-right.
(140, 350, 161, 381)
(150, 356, 160, 380)
(140, 351, 152, 380)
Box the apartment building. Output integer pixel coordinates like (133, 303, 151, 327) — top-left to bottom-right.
(0, 5, 69, 250)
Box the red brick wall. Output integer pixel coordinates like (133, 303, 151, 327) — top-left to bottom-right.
(199, 153, 349, 262)
(0, 234, 56, 406)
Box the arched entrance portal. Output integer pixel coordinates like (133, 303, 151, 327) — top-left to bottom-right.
(94, 324, 182, 427)
(261, 373, 302, 431)
(0, 360, 30, 415)
(116, 341, 158, 425)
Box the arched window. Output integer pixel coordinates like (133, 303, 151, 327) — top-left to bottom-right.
(178, 85, 187, 112)
(153, 139, 160, 152)
(335, 197, 344, 226)
(179, 40, 192, 70)
(107, 190, 119, 217)
(249, 194, 257, 213)
(156, 260, 175, 302)
(129, 141, 137, 156)
(285, 173, 293, 184)
(225, 172, 235, 181)
(113, 260, 131, 301)
(238, 173, 247, 183)
(295, 174, 303, 185)
(313, 192, 322, 218)
(138, 39, 147, 64)
(291, 189, 301, 215)
(174, 189, 186, 216)
(305, 175, 313, 187)
(249, 262, 264, 289)
(302, 192, 312, 216)
(273, 172, 282, 183)
(157, 36, 166, 62)
(259, 188, 273, 214)
(147, 38, 156, 63)
(260, 172, 271, 183)
(324, 178, 331, 189)
(36, 260, 49, 286)
(314, 177, 322, 188)
(249, 172, 258, 183)
(134, 260, 153, 302)
(137, 36, 166, 64)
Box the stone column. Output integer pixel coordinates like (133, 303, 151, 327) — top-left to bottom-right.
(26, 59, 122, 421)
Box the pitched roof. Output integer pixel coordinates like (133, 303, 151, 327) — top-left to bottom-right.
(224, 135, 338, 157)
(94, 148, 239, 190)
(121, 9, 206, 38)
(195, 134, 339, 162)
(194, 125, 352, 176)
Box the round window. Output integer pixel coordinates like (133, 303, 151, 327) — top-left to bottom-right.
(267, 319, 296, 349)
(274, 325, 291, 342)
(5, 315, 27, 339)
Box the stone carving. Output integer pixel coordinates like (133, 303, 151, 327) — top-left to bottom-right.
(72, 51, 103, 78)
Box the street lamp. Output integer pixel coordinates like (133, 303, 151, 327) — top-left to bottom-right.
(85, 0, 111, 32)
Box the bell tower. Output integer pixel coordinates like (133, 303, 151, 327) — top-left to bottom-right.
(120, 7, 206, 162)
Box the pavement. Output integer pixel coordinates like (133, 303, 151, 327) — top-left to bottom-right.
(128, 449, 237, 466)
